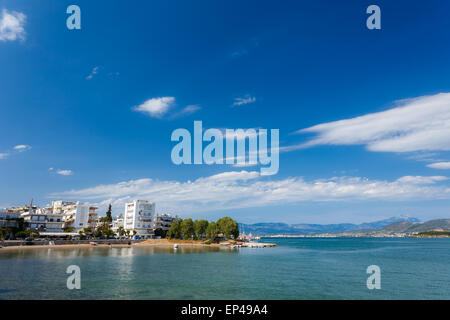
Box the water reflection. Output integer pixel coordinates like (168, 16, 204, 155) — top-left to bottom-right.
(0, 245, 235, 260)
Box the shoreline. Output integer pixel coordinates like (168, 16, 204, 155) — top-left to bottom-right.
(0, 239, 276, 252)
(0, 239, 228, 252)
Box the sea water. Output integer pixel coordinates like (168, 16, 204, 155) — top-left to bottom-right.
(0, 238, 449, 299)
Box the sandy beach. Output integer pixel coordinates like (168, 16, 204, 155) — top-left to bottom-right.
(0, 239, 229, 252)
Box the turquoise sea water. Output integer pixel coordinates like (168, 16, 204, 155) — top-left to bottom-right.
(1, 238, 449, 299)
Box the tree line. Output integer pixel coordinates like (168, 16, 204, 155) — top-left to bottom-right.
(166, 216, 239, 240)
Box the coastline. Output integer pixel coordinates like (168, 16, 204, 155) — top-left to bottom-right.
(0, 238, 276, 252)
(0, 239, 233, 252)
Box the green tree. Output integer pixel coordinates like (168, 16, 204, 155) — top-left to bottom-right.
(154, 228, 167, 238)
(180, 218, 195, 239)
(216, 217, 239, 239)
(105, 204, 113, 223)
(117, 226, 126, 237)
(16, 218, 25, 233)
(15, 229, 39, 239)
(0, 227, 12, 239)
(193, 219, 209, 239)
(167, 221, 181, 239)
(206, 222, 219, 240)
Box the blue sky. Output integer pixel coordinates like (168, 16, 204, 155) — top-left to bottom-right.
(1, 0, 450, 223)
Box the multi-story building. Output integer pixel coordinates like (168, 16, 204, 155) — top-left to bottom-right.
(0, 209, 21, 229)
(87, 206, 98, 230)
(44, 207, 64, 233)
(123, 200, 155, 238)
(154, 213, 176, 232)
(112, 215, 124, 235)
(53, 201, 98, 232)
(21, 209, 47, 231)
(20, 207, 64, 233)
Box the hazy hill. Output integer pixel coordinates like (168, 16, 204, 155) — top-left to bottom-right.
(368, 219, 450, 235)
(379, 221, 414, 233)
(240, 216, 420, 235)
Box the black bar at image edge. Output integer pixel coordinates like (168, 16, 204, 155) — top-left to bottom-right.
(1, 300, 449, 318)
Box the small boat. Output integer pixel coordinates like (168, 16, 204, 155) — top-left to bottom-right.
(89, 242, 97, 246)
(173, 244, 179, 249)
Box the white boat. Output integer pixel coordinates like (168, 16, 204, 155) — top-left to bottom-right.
(173, 244, 179, 249)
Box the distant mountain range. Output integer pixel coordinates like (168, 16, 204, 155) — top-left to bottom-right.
(377, 219, 450, 234)
(240, 216, 422, 235)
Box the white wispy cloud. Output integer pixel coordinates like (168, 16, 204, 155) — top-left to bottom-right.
(0, 144, 31, 159)
(13, 144, 31, 152)
(290, 93, 450, 153)
(50, 171, 450, 215)
(86, 66, 99, 80)
(133, 97, 176, 118)
(395, 175, 448, 184)
(427, 162, 450, 170)
(0, 9, 26, 42)
(56, 169, 73, 176)
(232, 95, 256, 107)
(171, 104, 201, 119)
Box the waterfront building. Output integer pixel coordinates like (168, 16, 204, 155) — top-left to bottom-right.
(0, 209, 21, 229)
(53, 201, 98, 232)
(87, 206, 98, 230)
(20, 206, 64, 233)
(21, 209, 48, 231)
(154, 213, 176, 232)
(112, 215, 124, 235)
(43, 206, 64, 233)
(123, 200, 155, 238)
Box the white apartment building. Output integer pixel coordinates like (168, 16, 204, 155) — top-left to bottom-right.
(52, 201, 98, 232)
(44, 207, 64, 233)
(112, 215, 124, 234)
(20, 206, 64, 233)
(21, 209, 47, 231)
(124, 200, 155, 238)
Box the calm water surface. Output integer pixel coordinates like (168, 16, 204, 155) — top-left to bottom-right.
(1, 238, 449, 299)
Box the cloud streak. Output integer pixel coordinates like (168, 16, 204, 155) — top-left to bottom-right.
(50, 171, 450, 215)
(86, 66, 99, 80)
(13, 144, 31, 152)
(290, 93, 450, 153)
(232, 95, 256, 107)
(0, 144, 32, 159)
(56, 169, 73, 176)
(427, 162, 450, 170)
(170, 104, 201, 119)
